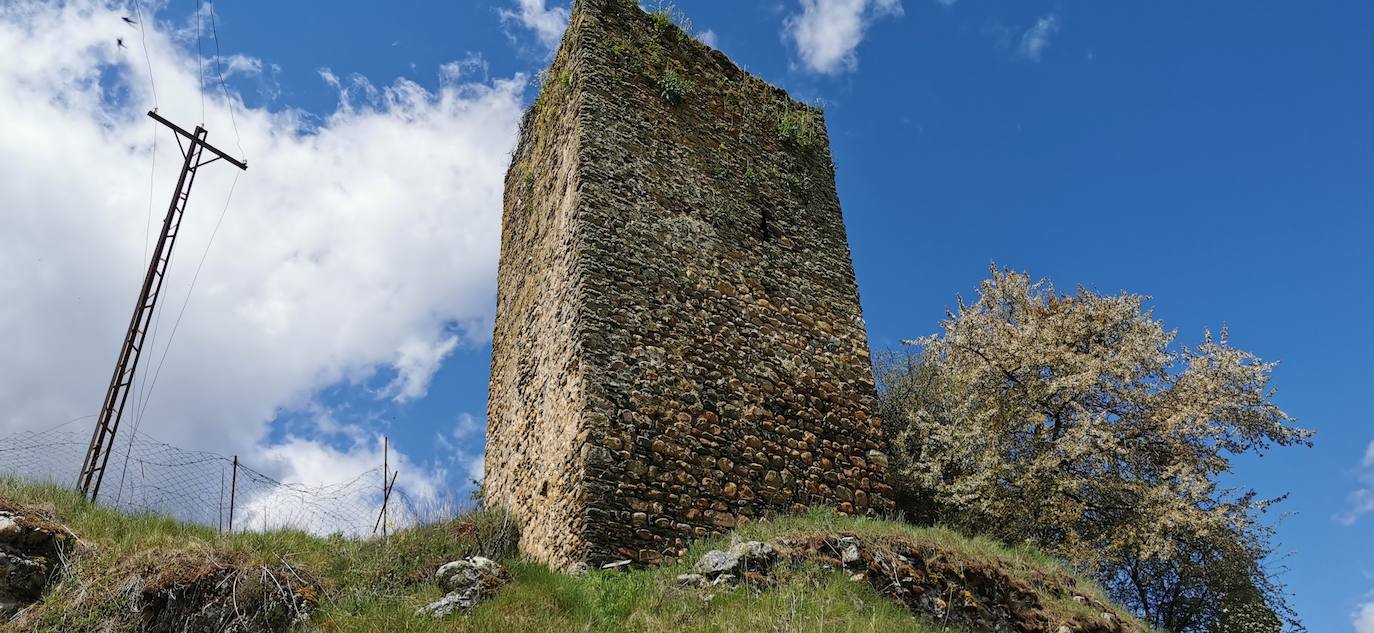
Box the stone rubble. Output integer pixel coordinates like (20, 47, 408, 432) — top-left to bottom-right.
(680, 540, 776, 587)
(692, 541, 775, 576)
(417, 556, 510, 618)
(679, 534, 1144, 633)
(0, 505, 72, 618)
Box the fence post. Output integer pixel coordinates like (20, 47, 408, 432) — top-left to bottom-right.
(228, 455, 238, 533)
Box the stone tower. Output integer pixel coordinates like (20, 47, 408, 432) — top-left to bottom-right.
(485, 0, 890, 569)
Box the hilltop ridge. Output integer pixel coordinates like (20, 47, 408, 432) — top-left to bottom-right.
(0, 478, 1145, 632)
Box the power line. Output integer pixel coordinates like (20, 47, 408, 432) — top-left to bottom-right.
(133, 124, 158, 432)
(46, 415, 97, 433)
(131, 0, 160, 314)
(86, 2, 250, 502)
(118, 1, 248, 499)
(195, 0, 206, 124)
(132, 0, 157, 108)
(130, 170, 242, 430)
(207, 0, 245, 158)
(129, 0, 161, 502)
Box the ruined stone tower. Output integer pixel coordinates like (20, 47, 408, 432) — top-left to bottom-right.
(485, 0, 890, 569)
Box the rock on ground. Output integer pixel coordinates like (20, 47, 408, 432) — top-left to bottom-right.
(0, 501, 72, 618)
(1, 497, 317, 632)
(686, 541, 776, 586)
(680, 534, 1143, 633)
(418, 556, 510, 617)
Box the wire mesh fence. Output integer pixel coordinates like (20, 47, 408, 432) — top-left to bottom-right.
(0, 426, 424, 537)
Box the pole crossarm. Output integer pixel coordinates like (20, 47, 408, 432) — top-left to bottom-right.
(77, 113, 245, 502)
(147, 110, 248, 171)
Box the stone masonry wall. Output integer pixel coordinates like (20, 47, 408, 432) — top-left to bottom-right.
(486, 0, 891, 570)
(483, 8, 592, 566)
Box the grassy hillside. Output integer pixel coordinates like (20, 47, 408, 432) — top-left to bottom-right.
(1, 478, 1144, 632)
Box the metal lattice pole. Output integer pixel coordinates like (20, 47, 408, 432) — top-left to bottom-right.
(77, 111, 246, 502)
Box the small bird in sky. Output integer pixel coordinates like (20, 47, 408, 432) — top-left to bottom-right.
(116, 37, 126, 49)
(122, 16, 137, 26)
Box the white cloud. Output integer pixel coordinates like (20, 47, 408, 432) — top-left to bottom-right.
(436, 413, 486, 485)
(697, 29, 719, 48)
(1019, 14, 1059, 62)
(440, 52, 490, 84)
(1356, 595, 1374, 633)
(467, 453, 485, 483)
(0, 1, 522, 495)
(384, 334, 460, 402)
(244, 434, 444, 535)
(785, 0, 903, 75)
(1337, 440, 1374, 526)
(499, 0, 570, 53)
(1338, 489, 1374, 526)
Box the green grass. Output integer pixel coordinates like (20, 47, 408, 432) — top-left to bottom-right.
(656, 67, 692, 105)
(713, 508, 1142, 628)
(647, 1, 692, 40)
(1, 479, 1141, 632)
(777, 106, 822, 148)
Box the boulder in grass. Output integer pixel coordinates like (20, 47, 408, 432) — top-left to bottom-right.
(0, 502, 73, 618)
(691, 541, 775, 583)
(418, 556, 509, 617)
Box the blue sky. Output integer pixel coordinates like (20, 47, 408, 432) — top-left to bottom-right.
(0, 0, 1370, 629)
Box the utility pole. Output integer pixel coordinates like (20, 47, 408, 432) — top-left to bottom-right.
(77, 110, 247, 502)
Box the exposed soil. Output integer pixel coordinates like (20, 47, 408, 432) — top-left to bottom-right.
(137, 554, 317, 633)
(1, 495, 316, 632)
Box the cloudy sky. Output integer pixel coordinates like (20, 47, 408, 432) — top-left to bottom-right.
(0, 0, 1370, 629)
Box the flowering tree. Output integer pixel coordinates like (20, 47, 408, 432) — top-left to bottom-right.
(877, 266, 1311, 632)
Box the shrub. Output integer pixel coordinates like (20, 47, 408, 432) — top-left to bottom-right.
(878, 265, 1312, 632)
